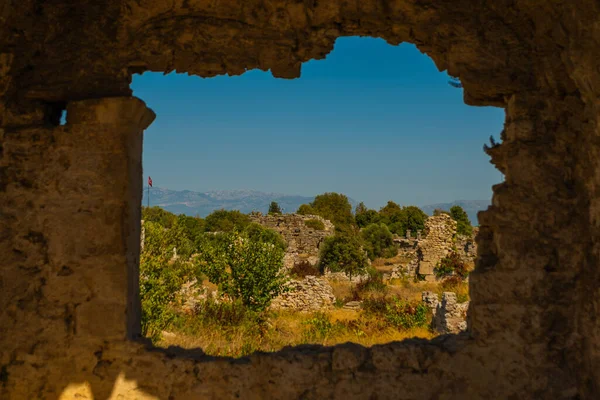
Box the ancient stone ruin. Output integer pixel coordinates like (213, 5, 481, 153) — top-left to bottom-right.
(392, 214, 469, 280)
(250, 213, 334, 270)
(415, 214, 457, 280)
(270, 276, 336, 312)
(422, 291, 469, 334)
(2, 1, 599, 399)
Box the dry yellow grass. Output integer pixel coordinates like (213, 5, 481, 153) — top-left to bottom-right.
(157, 306, 435, 357)
(157, 269, 467, 358)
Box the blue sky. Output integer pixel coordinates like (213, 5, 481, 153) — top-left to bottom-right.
(132, 37, 504, 209)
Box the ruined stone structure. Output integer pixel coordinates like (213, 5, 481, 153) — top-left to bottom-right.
(270, 276, 336, 312)
(422, 291, 469, 334)
(2, 1, 600, 399)
(415, 214, 457, 280)
(391, 214, 458, 280)
(250, 213, 334, 270)
(455, 227, 479, 265)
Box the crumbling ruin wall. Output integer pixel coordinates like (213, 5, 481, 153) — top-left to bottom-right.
(250, 213, 334, 269)
(416, 214, 458, 280)
(392, 214, 458, 280)
(270, 276, 336, 312)
(422, 291, 469, 334)
(1, 1, 600, 399)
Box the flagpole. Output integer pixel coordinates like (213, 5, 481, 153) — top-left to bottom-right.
(147, 184, 150, 209)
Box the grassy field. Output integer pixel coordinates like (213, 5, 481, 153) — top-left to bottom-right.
(156, 276, 469, 358)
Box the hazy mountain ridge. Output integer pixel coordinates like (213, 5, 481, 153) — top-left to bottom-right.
(143, 187, 488, 224)
(143, 187, 320, 217)
(420, 199, 490, 226)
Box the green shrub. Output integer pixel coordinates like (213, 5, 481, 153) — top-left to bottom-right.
(450, 205, 473, 236)
(361, 223, 398, 260)
(302, 312, 337, 342)
(140, 220, 202, 341)
(298, 193, 356, 232)
(355, 267, 387, 294)
(290, 260, 320, 278)
(193, 298, 256, 327)
(243, 222, 287, 251)
(304, 218, 325, 230)
(204, 209, 251, 233)
(378, 202, 427, 237)
(434, 252, 468, 279)
(268, 201, 282, 214)
(198, 230, 287, 312)
(384, 298, 429, 329)
(142, 206, 178, 228)
(319, 234, 369, 281)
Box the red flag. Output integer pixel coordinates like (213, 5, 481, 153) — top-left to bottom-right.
(148, 176, 153, 187)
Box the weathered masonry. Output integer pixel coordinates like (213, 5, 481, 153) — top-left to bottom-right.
(1, 1, 599, 399)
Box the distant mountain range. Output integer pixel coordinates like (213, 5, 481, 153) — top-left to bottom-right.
(420, 200, 490, 225)
(143, 187, 489, 224)
(143, 187, 320, 217)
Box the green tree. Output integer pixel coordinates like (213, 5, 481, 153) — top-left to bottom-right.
(198, 231, 287, 312)
(303, 192, 356, 232)
(140, 220, 201, 340)
(142, 206, 178, 228)
(356, 209, 381, 228)
(319, 234, 369, 282)
(361, 223, 398, 260)
(355, 202, 368, 215)
(268, 201, 282, 214)
(243, 222, 287, 251)
(204, 209, 251, 232)
(296, 204, 315, 215)
(177, 214, 205, 246)
(379, 202, 427, 236)
(450, 205, 473, 236)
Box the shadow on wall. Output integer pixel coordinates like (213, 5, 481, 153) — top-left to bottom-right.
(52, 334, 470, 400)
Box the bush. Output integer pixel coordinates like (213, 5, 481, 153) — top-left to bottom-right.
(450, 205, 473, 236)
(304, 218, 325, 230)
(290, 260, 320, 278)
(362, 296, 429, 330)
(193, 298, 256, 327)
(378, 202, 427, 237)
(243, 222, 287, 251)
(384, 298, 429, 329)
(298, 193, 356, 232)
(268, 201, 282, 214)
(198, 230, 287, 312)
(361, 223, 398, 260)
(355, 267, 387, 294)
(204, 209, 251, 233)
(140, 220, 202, 341)
(142, 206, 178, 228)
(434, 252, 469, 279)
(319, 234, 370, 280)
(355, 209, 381, 228)
(302, 312, 337, 342)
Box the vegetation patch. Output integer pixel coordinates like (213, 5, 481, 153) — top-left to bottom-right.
(304, 218, 325, 230)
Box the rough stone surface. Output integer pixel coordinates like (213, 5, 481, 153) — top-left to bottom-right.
(423, 291, 469, 335)
(270, 276, 335, 312)
(250, 213, 334, 270)
(2, 1, 600, 399)
(392, 214, 459, 280)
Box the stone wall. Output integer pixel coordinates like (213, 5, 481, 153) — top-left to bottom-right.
(391, 215, 458, 280)
(250, 213, 334, 270)
(270, 276, 335, 312)
(2, 1, 600, 399)
(422, 291, 469, 334)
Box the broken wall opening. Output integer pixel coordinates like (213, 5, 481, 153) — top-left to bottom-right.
(1, 1, 599, 398)
(130, 37, 505, 355)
